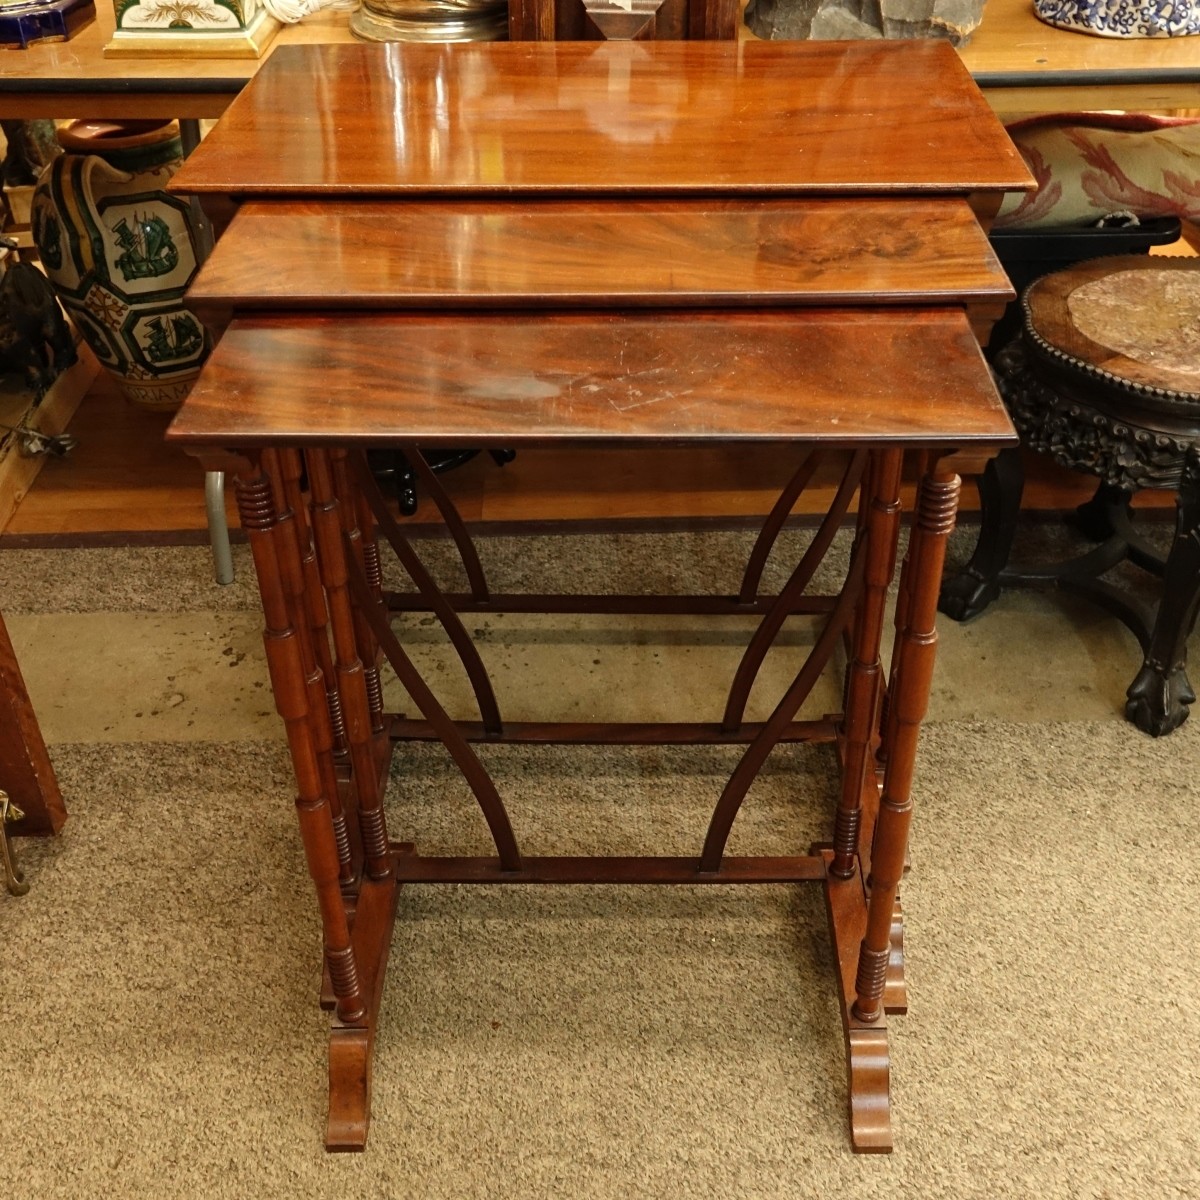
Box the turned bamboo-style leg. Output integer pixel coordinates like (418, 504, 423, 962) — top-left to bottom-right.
(281, 448, 348, 757)
(831, 449, 903, 879)
(235, 462, 366, 1025)
(332, 448, 386, 737)
(869, 462, 936, 1016)
(306, 448, 393, 883)
(853, 470, 960, 1026)
(878, 451, 930, 775)
(265, 449, 356, 888)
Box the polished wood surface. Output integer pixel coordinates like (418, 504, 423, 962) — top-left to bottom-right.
(168, 309, 1013, 450)
(0, 10, 354, 119)
(3, 1, 1198, 120)
(6, 371, 1173, 537)
(962, 0, 1200, 114)
(169, 41, 1031, 199)
(1026, 256, 1200, 395)
(191, 197, 1013, 316)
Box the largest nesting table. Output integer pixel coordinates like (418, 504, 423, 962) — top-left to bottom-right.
(166, 39, 1032, 1155)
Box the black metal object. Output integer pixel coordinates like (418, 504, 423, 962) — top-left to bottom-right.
(984, 216, 1182, 354)
(366, 447, 515, 516)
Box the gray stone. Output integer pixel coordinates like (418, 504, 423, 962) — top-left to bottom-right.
(746, 0, 985, 45)
(811, 7, 883, 38)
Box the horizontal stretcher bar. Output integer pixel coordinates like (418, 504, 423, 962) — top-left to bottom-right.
(384, 591, 839, 616)
(388, 850, 830, 885)
(386, 718, 840, 746)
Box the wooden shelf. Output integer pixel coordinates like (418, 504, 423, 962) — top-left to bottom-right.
(3, 0, 1200, 120)
(0, 367, 1174, 542)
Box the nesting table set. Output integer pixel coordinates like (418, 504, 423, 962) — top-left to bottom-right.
(166, 39, 1031, 1154)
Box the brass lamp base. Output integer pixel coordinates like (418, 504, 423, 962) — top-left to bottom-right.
(350, 0, 508, 41)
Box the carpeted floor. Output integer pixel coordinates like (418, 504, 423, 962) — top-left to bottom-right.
(3, 530, 1199, 1198)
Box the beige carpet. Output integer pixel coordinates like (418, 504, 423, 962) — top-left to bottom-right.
(3, 533, 1199, 1198)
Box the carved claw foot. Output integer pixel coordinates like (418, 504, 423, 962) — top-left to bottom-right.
(1126, 663, 1196, 737)
(937, 568, 1000, 623)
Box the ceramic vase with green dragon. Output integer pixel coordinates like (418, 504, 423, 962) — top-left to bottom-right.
(31, 120, 210, 410)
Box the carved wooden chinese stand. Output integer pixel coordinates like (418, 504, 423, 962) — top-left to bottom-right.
(166, 40, 1031, 1154)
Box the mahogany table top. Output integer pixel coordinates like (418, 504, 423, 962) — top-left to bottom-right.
(189, 197, 1013, 314)
(165, 308, 1015, 450)
(169, 40, 1033, 200)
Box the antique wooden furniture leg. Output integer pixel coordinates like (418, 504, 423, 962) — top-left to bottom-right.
(301, 447, 410, 1148)
(305, 449, 394, 884)
(266, 449, 356, 891)
(821, 448, 907, 1153)
(235, 457, 401, 1151)
(1126, 449, 1200, 736)
(854, 453, 907, 1017)
(830, 450, 903, 883)
(1072, 481, 1132, 542)
(825, 466, 960, 1153)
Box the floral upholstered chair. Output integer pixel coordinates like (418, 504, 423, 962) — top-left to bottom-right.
(994, 111, 1200, 235)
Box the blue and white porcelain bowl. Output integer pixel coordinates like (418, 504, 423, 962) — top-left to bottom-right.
(1035, 0, 1200, 37)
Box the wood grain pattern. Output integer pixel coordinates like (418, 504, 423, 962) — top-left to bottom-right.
(961, 0, 1200, 86)
(189, 198, 1013, 315)
(168, 41, 1032, 199)
(15, 410, 1168, 536)
(4, 2, 1200, 122)
(167, 309, 1015, 450)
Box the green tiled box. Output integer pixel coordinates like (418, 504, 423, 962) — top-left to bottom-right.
(105, 0, 279, 58)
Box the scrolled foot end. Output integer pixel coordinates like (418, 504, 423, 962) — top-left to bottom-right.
(847, 1026, 893, 1153)
(325, 1026, 372, 1153)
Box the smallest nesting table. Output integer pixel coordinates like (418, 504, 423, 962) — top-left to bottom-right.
(166, 39, 1029, 1155)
